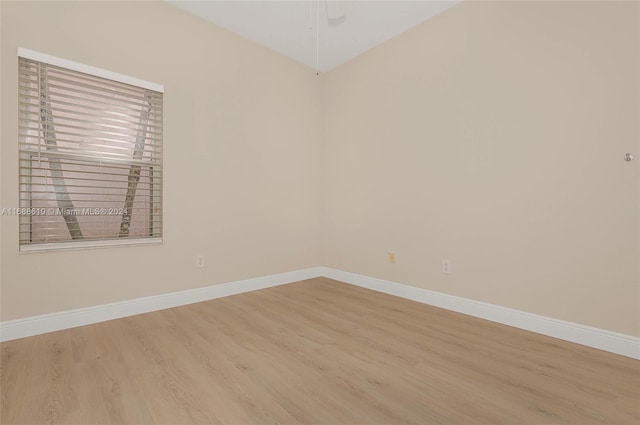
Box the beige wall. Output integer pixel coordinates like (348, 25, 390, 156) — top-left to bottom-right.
(322, 0, 639, 336)
(0, 1, 322, 320)
(1, 1, 638, 337)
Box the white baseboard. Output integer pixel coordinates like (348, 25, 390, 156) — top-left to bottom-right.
(2, 266, 638, 360)
(0, 267, 324, 342)
(319, 267, 640, 360)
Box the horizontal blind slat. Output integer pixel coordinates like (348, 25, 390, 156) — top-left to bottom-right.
(19, 98, 163, 128)
(19, 119, 163, 142)
(19, 150, 161, 166)
(19, 70, 163, 106)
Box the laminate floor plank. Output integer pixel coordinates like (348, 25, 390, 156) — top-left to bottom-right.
(2, 277, 638, 424)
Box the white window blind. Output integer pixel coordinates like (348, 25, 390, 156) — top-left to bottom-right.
(18, 51, 163, 250)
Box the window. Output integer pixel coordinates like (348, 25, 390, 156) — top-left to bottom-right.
(18, 49, 163, 251)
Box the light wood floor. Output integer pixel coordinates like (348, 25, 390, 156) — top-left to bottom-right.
(1, 277, 639, 425)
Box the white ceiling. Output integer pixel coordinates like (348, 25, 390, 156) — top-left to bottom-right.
(167, 1, 461, 72)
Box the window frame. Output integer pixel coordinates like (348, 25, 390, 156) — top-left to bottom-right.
(17, 48, 164, 253)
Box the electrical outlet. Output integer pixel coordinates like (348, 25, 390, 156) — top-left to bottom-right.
(388, 252, 395, 264)
(442, 259, 452, 274)
(196, 255, 205, 268)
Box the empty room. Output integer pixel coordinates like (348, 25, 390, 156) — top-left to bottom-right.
(1, 0, 638, 424)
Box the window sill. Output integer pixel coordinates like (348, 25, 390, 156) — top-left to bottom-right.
(19, 238, 163, 253)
